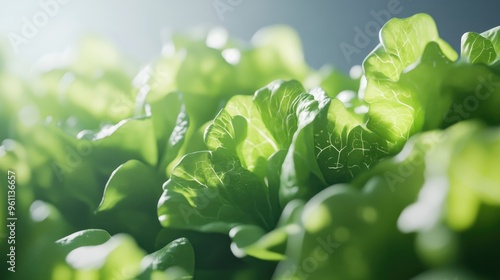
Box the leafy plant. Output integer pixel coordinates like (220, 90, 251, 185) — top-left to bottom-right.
(1, 13, 500, 280)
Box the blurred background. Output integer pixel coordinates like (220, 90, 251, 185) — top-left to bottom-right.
(2, 0, 500, 72)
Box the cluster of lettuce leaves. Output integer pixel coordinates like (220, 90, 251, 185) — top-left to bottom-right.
(1, 13, 500, 280)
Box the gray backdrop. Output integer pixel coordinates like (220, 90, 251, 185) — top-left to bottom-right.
(2, 0, 500, 72)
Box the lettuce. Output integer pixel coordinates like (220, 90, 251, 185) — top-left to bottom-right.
(2, 13, 500, 280)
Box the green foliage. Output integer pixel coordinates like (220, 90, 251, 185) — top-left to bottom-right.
(1, 14, 500, 280)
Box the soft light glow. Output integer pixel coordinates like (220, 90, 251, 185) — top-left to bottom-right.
(349, 65, 363, 79)
(222, 48, 241, 65)
(206, 27, 228, 49)
(336, 90, 356, 104)
(30, 200, 51, 222)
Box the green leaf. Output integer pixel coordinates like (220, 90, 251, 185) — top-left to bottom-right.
(148, 91, 189, 174)
(56, 229, 112, 254)
(229, 225, 267, 256)
(279, 87, 329, 204)
(206, 95, 278, 179)
(253, 80, 305, 148)
(229, 225, 286, 261)
(461, 26, 500, 68)
(314, 98, 389, 185)
(364, 13, 457, 81)
(95, 160, 163, 251)
(229, 200, 304, 261)
(206, 80, 315, 182)
(481, 26, 500, 54)
(363, 14, 457, 145)
(461, 32, 497, 64)
(138, 238, 195, 279)
(97, 160, 161, 212)
(266, 150, 288, 216)
(443, 64, 500, 126)
(82, 117, 158, 170)
(158, 148, 274, 233)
